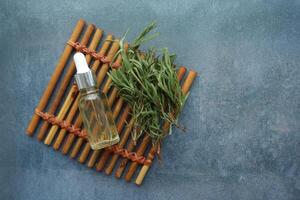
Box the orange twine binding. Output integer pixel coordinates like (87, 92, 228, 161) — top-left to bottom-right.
(35, 108, 87, 138)
(67, 41, 121, 69)
(34, 109, 154, 165)
(107, 145, 153, 166)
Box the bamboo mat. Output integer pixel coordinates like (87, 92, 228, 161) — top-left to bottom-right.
(26, 19, 197, 186)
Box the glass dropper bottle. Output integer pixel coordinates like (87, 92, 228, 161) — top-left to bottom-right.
(74, 52, 119, 150)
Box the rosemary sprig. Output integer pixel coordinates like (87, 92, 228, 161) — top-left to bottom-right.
(108, 22, 185, 144)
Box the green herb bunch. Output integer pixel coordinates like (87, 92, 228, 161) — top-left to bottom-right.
(108, 22, 187, 144)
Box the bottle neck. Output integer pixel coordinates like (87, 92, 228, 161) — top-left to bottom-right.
(79, 86, 99, 97)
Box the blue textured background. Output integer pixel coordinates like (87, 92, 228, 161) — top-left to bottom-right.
(1, 0, 300, 199)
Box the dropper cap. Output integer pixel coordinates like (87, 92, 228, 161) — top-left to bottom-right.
(74, 52, 96, 90)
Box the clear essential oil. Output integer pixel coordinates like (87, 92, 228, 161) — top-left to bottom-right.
(78, 87, 119, 149)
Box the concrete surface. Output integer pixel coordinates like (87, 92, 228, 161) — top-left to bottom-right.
(1, 0, 300, 199)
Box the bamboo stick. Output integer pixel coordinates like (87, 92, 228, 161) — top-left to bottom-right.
(39, 24, 97, 142)
(134, 144, 156, 185)
(43, 28, 102, 145)
(75, 43, 129, 163)
(43, 84, 77, 140)
(105, 112, 132, 175)
(61, 40, 120, 155)
(102, 79, 112, 93)
(26, 19, 85, 135)
(135, 70, 197, 185)
(112, 99, 124, 119)
(52, 35, 113, 150)
(116, 106, 131, 137)
(114, 67, 187, 179)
